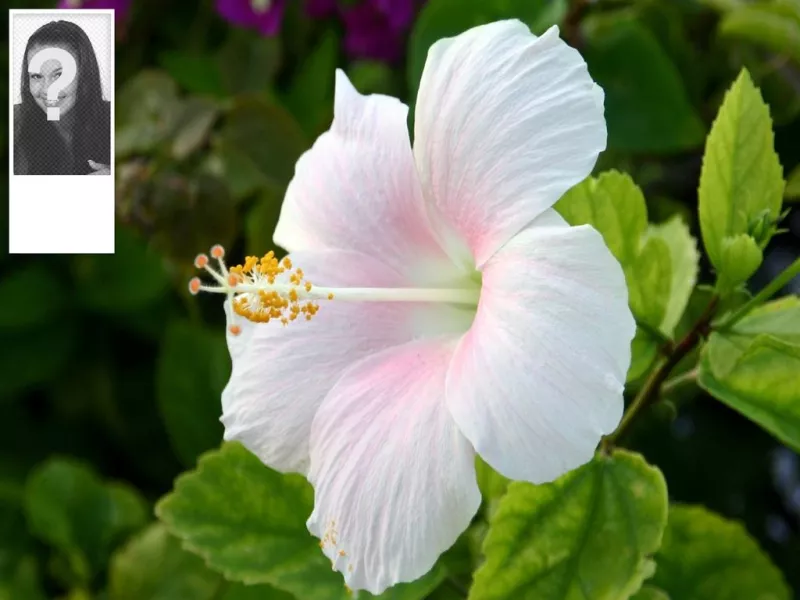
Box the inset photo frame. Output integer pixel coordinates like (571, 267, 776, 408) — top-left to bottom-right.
(9, 9, 115, 253)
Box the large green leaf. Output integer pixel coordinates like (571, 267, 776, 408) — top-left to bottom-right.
(646, 216, 699, 334)
(156, 321, 227, 466)
(582, 13, 706, 153)
(156, 443, 444, 600)
(109, 524, 222, 600)
(699, 296, 800, 449)
(282, 29, 339, 136)
(697, 69, 784, 279)
(556, 171, 647, 266)
(469, 450, 668, 600)
(24, 459, 148, 584)
(407, 0, 567, 94)
(650, 505, 790, 599)
(556, 171, 698, 368)
(116, 71, 182, 158)
(214, 95, 307, 192)
(632, 587, 670, 600)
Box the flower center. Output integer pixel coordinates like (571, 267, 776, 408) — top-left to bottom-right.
(189, 244, 481, 336)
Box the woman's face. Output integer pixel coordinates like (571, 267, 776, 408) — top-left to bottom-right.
(27, 43, 80, 118)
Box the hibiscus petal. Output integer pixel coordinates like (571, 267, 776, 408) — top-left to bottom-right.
(274, 70, 456, 284)
(221, 249, 470, 475)
(414, 21, 606, 267)
(307, 339, 481, 595)
(446, 209, 635, 484)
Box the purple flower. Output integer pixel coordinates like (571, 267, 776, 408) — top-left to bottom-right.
(57, 0, 131, 21)
(341, 0, 416, 62)
(216, 0, 286, 36)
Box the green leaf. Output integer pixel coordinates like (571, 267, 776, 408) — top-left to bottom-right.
(73, 227, 170, 315)
(347, 61, 400, 97)
(716, 234, 764, 293)
(628, 236, 672, 330)
(556, 171, 673, 331)
(407, 0, 567, 94)
(282, 29, 339, 136)
(214, 95, 307, 191)
(0, 264, 67, 330)
(698, 69, 784, 273)
(628, 327, 660, 382)
(24, 459, 148, 584)
(109, 524, 222, 600)
(245, 188, 284, 257)
(700, 333, 800, 451)
(171, 97, 220, 160)
(720, 5, 800, 66)
(216, 33, 281, 96)
(700, 296, 800, 447)
(469, 450, 668, 600)
(156, 322, 227, 466)
(0, 483, 35, 583)
(650, 505, 790, 599)
(556, 171, 647, 266)
(156, 443, 352, 600)
(475, 457, 510, 505)
(116, 71, 182, 158)
(159, 51, 225, 97)
(646, 216, 699, 335)
(147, 172, 238, 263)
(632, 587, 670, 600)
(785, 164, 800, 200)
(0, 557, 47, 600)
(222, 582, 294, 600)
(157, 443, 442, 600)
(582, 13, 706, 153)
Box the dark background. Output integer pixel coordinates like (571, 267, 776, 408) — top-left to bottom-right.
(2, 0, 799, 597)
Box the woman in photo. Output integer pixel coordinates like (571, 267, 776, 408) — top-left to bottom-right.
(14, 20, 111, 175)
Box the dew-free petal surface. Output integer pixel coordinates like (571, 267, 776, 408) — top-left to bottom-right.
(446, 210, 634, 484)
(414, 21, 606, 267)
(307, 339, 481, 595)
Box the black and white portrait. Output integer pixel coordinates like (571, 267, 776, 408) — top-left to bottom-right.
(12, 12, 113, 176)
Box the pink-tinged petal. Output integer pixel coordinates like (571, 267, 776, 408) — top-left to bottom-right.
(307, 339, 481, 595)
(274, 70, 457, 285)
(221, 249, 471, 475)
(446, 210, 635, 484)
(414, 21, 607, 267)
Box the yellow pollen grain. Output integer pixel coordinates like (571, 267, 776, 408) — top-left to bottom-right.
(338, 550, 346, 557)
(328, 293, 334, 300)
(219, 250, 325, 327)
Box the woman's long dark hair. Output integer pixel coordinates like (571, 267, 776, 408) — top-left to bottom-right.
(16, 20, 110, 175)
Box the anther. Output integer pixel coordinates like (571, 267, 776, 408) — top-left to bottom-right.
(194, 254, 209, 269)
(188, 277, 201, 295)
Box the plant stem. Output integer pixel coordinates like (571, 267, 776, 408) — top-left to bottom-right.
(713, 256, 800, 331)
(604, 297, 719, 448)
(661, 368, 698, 397)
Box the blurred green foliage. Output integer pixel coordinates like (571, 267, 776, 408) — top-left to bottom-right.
(4, 0, 800, 598)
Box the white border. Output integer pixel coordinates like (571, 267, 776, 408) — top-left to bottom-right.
(8, 9, 115, 254)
